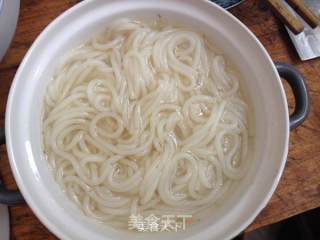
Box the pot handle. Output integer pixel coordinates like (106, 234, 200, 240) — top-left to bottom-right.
(0, 128, 25, 205)
(275, 62, 310, 130)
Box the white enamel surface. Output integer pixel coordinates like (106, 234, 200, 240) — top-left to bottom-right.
(0, 0, 20, 61)
(5, 0, 289, 240)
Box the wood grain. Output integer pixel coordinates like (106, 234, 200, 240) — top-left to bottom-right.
(0, 0, 319, 239)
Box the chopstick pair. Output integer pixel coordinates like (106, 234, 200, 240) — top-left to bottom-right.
(267, 0, 320, 34)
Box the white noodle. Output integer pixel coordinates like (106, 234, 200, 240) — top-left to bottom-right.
(42, 18, 250, 228)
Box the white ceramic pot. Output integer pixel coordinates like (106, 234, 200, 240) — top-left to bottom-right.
(0, 0, 309, 239)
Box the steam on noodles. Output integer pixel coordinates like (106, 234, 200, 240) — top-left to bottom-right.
(42, 18, 249, 228)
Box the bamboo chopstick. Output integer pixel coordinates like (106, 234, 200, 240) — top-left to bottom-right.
(267, 0, 304, 34)
(287, 0, 320, 29)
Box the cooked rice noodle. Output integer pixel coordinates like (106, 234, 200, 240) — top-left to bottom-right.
(43, 18, 249, 228)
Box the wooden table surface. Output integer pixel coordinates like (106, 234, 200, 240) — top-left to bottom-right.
(0, 0, 319, 239)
